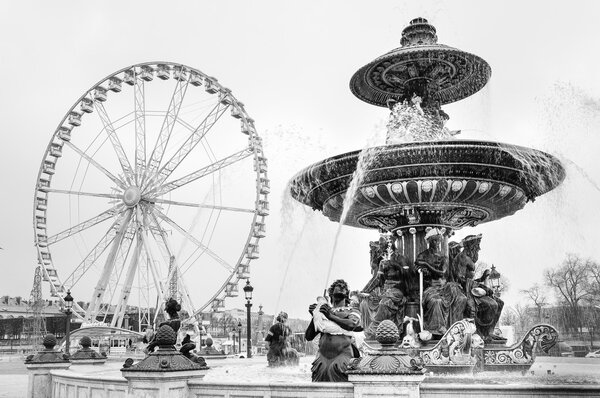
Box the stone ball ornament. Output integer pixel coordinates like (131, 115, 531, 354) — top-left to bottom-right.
(80, 336, 92, 348)
(43, 334, 58, 350)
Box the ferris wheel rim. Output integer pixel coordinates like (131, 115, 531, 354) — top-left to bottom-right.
(32, 61, 269, 323)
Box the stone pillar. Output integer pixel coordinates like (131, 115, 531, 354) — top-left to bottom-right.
(347, 320, 426, 398)
(25, 334, 71, 398)
(121, 325, 208, 397)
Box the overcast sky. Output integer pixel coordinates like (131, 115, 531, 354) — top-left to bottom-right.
(1, 1, 599, 320)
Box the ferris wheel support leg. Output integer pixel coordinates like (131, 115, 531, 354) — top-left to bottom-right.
(111, 229, 144, 328)
(86, 209, 133, 322)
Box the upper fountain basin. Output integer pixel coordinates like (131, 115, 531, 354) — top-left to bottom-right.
(289, 140, 565, 231)
(350, 17, 491, 108)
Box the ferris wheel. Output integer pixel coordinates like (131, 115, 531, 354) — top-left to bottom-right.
(33, 62, 269, 329)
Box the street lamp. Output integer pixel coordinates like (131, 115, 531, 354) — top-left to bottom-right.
(63, 290, 74, 355)
(238, 320, 242, 355)
(243, 280, 254, 358)
(232, 326, 237, 354)
(488, 264, 501, 296)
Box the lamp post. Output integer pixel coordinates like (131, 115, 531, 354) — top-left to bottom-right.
(238, 320, 242, 355)
(488, 264, 501, 297)
(63, 290, 74, 355)
(232, 326, 237, 354)
(243, 280, 254, 358)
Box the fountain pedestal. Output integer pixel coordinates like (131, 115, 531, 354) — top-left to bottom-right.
(347, 320, 425, 398)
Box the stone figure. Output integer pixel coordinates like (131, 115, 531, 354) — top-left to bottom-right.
(456, 234, 504, 341)
(265, 311, 299, 367)
(415, 230, 468, 337)
(146, 298, 181, 353)
(364, 253, 408, 340)
(305, 279, 362, 382)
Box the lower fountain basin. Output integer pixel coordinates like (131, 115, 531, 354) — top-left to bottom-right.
(289, 140, 565, 231)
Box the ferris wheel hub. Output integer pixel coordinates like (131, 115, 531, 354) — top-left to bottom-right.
(123, 186, 141, 207)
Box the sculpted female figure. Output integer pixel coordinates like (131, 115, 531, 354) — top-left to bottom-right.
(305, 279, 362, 382)
(265, 311, 299, 366)
(415, 230, 467, 337)
(456, 235, 504, 341)
(145, 298, 181, 353)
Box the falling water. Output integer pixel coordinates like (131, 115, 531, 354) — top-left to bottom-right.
(273, 188, 312, 314)
(323, 145, 377, 291)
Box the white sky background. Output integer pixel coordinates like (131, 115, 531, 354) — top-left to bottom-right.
(1, 0, 600, 320)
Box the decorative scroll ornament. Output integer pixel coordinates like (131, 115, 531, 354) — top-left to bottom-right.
(361, 215, 398, 230)
(441, 207, 487, 228)
(483, 324, 558, 368)
(419, 319, 479, 366)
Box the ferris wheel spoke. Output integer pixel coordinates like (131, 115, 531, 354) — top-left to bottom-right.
(94, 102, 135, 185)
(86, 208, 133, 321)
(64, 141, 127, 189)
(151, 207, 234, 273)
(146, 147, 253, 197)
(149, 198, 255, 214)
(45, 188, 121, 200)
(152, 101, 230, 188)
(134, 75, 146, 185)
(47, 204, 124, 246)
(143, 78, 190, 188)
(61, 213, 126, 289)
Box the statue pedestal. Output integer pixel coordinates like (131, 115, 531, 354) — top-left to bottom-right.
(26, 361, 71, 398)
(346, 322, 426, 398)
(121, 325, 209, 397)
(348, 373, 426, 398)
(122, 369, 208, 398)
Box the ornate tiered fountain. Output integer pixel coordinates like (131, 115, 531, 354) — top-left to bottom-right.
(290, 18, 564, 373)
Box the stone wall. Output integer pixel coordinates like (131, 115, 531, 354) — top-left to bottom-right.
(188, 381, 353, 398)
(45, 372, 600, 398)
(50, 369, 127, 398)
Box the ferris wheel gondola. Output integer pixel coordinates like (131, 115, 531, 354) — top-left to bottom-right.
(33, 62, 268, 329)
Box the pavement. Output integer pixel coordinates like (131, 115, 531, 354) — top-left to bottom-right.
(0, 356, 27, 398)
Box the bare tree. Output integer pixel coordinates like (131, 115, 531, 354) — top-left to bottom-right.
(521, 284, 548, 323)
(544, 253, 594, 333)
(510, 303, 531, 336)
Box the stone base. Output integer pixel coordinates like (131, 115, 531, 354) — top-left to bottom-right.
(348, 373, 425, 398)
(26, 362, 71, 398)
(122, 369, 208, 398)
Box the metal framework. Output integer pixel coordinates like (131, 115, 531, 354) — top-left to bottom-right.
(33, 62, 268, 330)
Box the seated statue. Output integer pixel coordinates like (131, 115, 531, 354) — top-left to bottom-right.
(364, 254, 408, 340)
(415, 230, 467, 337)
(456, 234, 504, 342)
(265, 311, 299, 366)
